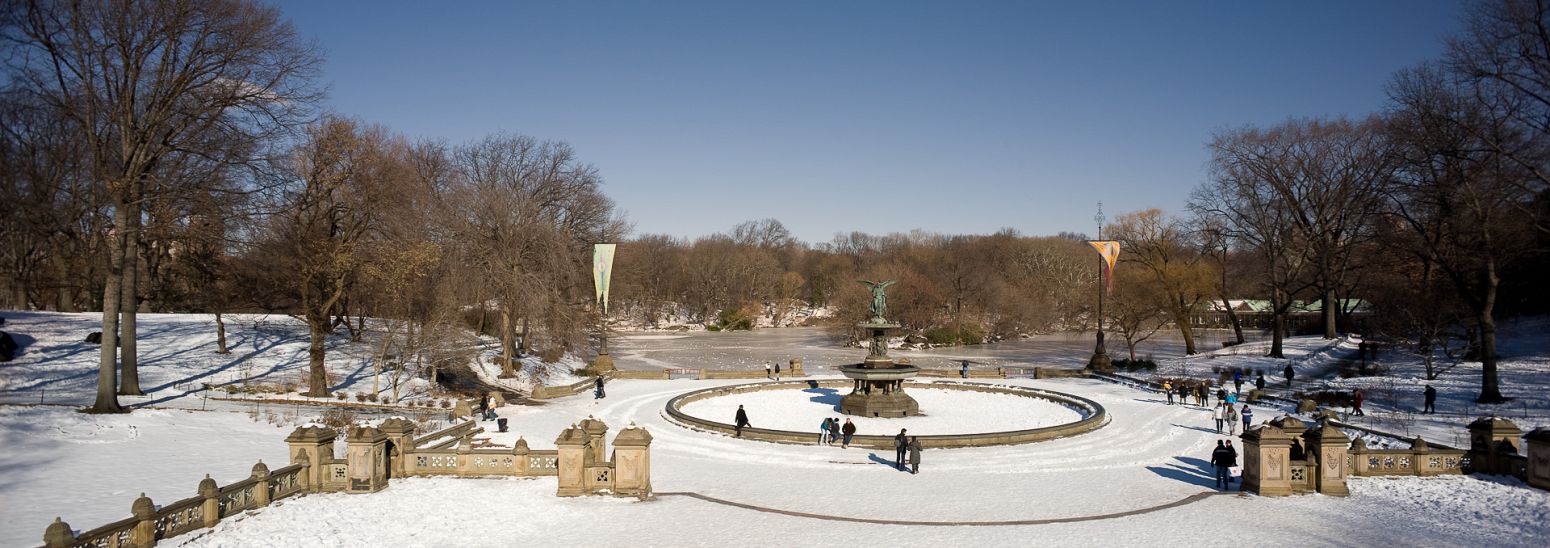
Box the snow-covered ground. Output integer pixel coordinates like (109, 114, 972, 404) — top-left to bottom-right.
(678, 385, 1083, 433)
(1149, 318, 1550, 447)
(160, 375, 1549, 548)
(2, 311, 1548, 547)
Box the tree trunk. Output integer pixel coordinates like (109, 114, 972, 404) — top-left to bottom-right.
(305, 311, 330, 397)
(119, 195, 144, 396)
(1172, 307, 1197, 355)
(215, 311, 230, 354)
(1476, 260, 1506, 403)
(519, 316, 531, 356)
(499, 307, 515, 378)
(1269, 311, 1286, 358)
(354, 313, 365, 343)
(1321, 287, 1337, 339)
(1221, 297, 1245, 344)
(88, 196, 128, 413)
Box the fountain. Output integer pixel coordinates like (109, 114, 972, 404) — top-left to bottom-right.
(838, 280, 921, 417)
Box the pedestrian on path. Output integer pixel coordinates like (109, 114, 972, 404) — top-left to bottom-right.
(1423, 385, 1437, 414)
(1233, 370, 1244, 393)
(774, 362, 781, 381)
(1225, 440, 1239, 485)
(1284, 364, 1295, 388)
(1216, 387, 1228, 405)
(765, 363, 772, 379)
(1163, 381, 1174, 404)
(819, 417, 832, 445)
(1255, 374, 1265, 392)
(1178, 383, 1190, 406)
(1211, 440, 1233, 490)
(1196, 384, 1207, 406)
(841, 418, 856, 448)
(594, 377, 606, 400)
(907, 436, 922, 474)
(735, 405, 750, 437)
(1226, 404, 1239, 435)
(1241, 405, 1254, 431)
(1352, 389, 1365, 416)
(1212, 403, 1226, 433)
(894, 429, 909, 470)
(1226, 392, 1238, 406)
(961, 360, 969, 379)
(828, 417, 841, 445)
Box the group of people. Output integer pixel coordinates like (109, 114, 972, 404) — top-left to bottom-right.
(818, 416, 858, 447)
(1209, 439, 1240, 490)
(893, 428, 922, 474)
(1209, 402, 1254, 435)
(764, 362, 782, 380)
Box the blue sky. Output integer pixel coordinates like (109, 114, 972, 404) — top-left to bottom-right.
(274, 0, 1463, 244)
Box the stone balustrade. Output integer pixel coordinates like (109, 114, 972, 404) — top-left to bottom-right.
(43, 460, 305, 548)
(1243, 415, 1546, 498)
(44, 416, 649, 547)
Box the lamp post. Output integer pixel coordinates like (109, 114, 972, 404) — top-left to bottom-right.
(1087, 202, 1112, 372)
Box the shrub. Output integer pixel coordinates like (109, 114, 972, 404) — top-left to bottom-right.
(355, 393, 367, 402)
(714, 306, 756, 331)
(923, 323, 986, 346)
(366, 393, 379, 403)
(334, 393, 346, 401)
(439, 399, 451, 409)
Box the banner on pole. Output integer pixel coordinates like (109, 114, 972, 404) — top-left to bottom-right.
(1088, 240, 1119, 294)
(592, 243, 616, 314)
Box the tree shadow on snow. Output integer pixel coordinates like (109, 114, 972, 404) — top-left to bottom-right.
(803, 386, 842, 410)
(866, 452, 909, 472)
(1145, 456, 1220, 488)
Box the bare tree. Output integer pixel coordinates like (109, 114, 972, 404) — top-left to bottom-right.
(1107, 209, 1213, 354)
(3, 0, 321, 411)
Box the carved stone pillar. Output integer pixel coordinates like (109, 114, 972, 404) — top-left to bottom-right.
(1525, 428, 1550, 491)
(612, 424, 653, 499)
(1243, 424, 1293, 496)
(556, 425, 590, 497)
(345, 426, 388, 493)
(1302, 422, 1351, 496)
(285, 426, 336, 491)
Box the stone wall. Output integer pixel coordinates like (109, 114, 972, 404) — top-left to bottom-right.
(44, 461, 307, 548)
(1242, 415, 1545, 498)
(44, 417, 650, 547)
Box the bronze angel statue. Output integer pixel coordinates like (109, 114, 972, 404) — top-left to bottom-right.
(858, 279, 896, 322)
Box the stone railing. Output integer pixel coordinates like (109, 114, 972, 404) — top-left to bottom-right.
(915, 368, 1007, 379)
(43, 460, 305, 548)
(1243, 415, 1549, 498)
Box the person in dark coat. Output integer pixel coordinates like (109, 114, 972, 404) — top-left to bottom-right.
(1210, 440, 1233, 490)
(774, 362, 781, 381)
(893, 429, 909, 470)
(841, 418, 856, 448)
(1423, 385, 1437, 414)
(734, 405, 750, 437)
(593, 377, 606, 399)
(1352, 388, 1365, 416)
(828, 417, 841, 445)
(1255, 374, 1266, 392)
(1225, 440, 1238, 484)
(1284, 364, 1295, 387)
(1240, 405, 1254, 431)
(1233, 370, 1243, 393)
(907, 436, 922, 474)
(1216, 387, 1228, 405)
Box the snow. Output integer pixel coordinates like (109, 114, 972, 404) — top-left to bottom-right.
(1, 311, 1547, 547)
(678, 385, 1084, 433)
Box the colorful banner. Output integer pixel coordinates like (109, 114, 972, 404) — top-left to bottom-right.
(1088, 240, 1119, 294)
(592, 243, 616, 314)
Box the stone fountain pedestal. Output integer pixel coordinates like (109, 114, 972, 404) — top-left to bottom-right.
(839, 321, 920, 418)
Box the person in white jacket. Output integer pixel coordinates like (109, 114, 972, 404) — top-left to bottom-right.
(1212, 403, 1227, 433)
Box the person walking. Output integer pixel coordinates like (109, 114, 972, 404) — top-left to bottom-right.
(774, 362, 781, 381)
(1225, 404, 1238, 435)
(734, 405, 750, 437)
(961, 360, 970, 379)
(907, 436, 922, 474)
(1241, 404, 1254, 432)
(1178, 383, 1190, 406)
(1211, 440, 1233, 490)
(841, 418, 856, 448)
(893, 429, 909, 470)
(1233, 370, 1243, 394)
(1163, 380, 1174, 404)
(593, 377, 606, 400)
(765, 363, 772, 379)
(828, 417, 841, 445)
(1216, 387, 1228, 405)
(1352, 388, 1365, 416)
(1197, 384, 1208, 406)
(1423, 385, 1437, 414)
(1212, 403, 1226, 433)
(1226, 391, 1238, 406)
(819, 417, 832, 445)
(1255, 374, 1266, 392)
(1225, 440, 1239, 486)
(1284, 364, 1295, 388)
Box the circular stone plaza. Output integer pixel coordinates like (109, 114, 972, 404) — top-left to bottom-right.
(165, 370, 1548, 547)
